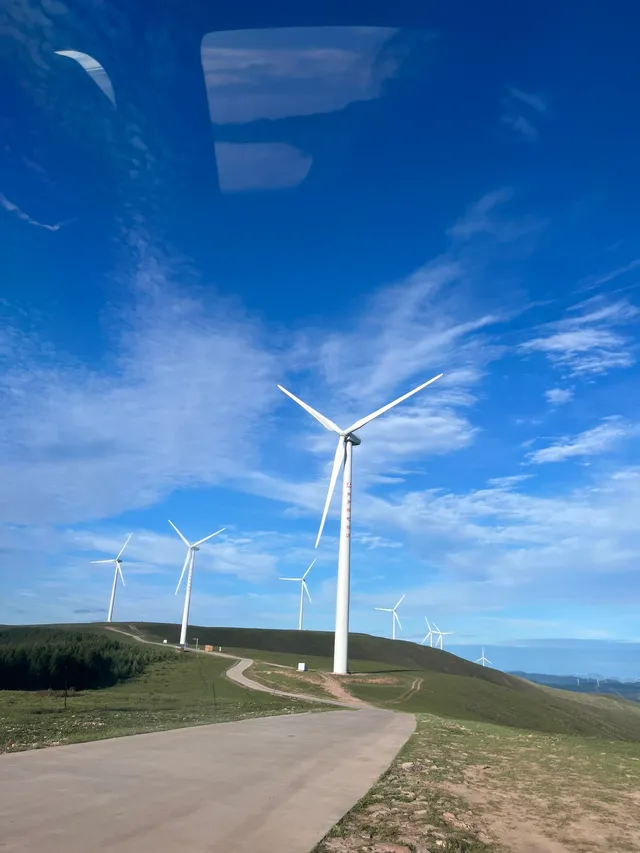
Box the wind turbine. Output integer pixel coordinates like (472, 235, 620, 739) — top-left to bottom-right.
(169, 520, 225, 647)
(433, 623, 453, 650)
(279, 558, 316, 630)
(278, 373, 442, 674)
(475, 647, 491, 667)
(90, 534, 132, 623)
(421, 617, 435, 647)
(375, 593, 405, 640)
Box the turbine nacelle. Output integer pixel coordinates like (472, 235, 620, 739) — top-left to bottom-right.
(341, 432, 361, 445)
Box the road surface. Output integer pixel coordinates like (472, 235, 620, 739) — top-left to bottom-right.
(0, 706, 414, 853)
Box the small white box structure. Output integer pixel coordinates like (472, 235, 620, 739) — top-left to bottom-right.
(297, 662, 307, 672)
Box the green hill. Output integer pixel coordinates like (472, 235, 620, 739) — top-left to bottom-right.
(126, 621, 535, 691)
(6, 622, 640, 743)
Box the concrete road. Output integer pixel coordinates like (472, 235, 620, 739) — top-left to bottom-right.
(0, 708, 414, 853)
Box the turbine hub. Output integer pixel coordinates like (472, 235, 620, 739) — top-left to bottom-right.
(345, 433, 361, 446)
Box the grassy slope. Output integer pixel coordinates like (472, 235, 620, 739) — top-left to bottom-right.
(128, 621, 640, 741)
(0, 640, 321, 753)
(6, 623, 640, 744)
(127, 622, 533, 689)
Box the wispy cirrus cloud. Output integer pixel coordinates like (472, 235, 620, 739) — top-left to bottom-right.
(580, 258, 640, 292)
(0, 194, 73, 232)
(0, 267, 279, 525)
(519, 295, 639, 376)
(501, 85, 547, 140)
(526, 416, 636, 464)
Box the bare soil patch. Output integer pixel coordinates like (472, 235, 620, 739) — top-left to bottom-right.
(313, 714, 640, 853)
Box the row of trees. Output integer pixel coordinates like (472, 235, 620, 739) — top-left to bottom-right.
(0, 629, 162, 691)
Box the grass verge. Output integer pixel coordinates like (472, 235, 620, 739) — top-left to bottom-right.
(0, 649, 324, 753)
(314, 713, 640, 853)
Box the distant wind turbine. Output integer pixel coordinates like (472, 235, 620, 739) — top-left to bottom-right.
(279, 558, 316, 630)
(475, 647, 491, 667)
(421, 617, 435, 647)
(169, 520, 225, 647)
(278, 373, 442, 674)
(90, 534, 132, 623)
(433, 623, 453, 650)
(375, 593, 405, 640)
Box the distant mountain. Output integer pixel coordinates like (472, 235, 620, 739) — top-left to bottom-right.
(511, 671, 640, 702)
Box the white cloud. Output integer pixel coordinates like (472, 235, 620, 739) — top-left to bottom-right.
(0, 265, 279, 525)
(501, 85, 547, 140)
(507, 87, 547, 114)
(214, 142, 312, 192)
(520, 296, 639, 375)
(527, 417, 635, 464)
(545, 387, 573, 405)
(0, 194, 73, 232)
(581, 258, 640, 290)
(201, 26, 399, 125)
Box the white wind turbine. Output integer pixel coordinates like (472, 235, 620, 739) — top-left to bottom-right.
(433, 623, 453, 650)
(278, 373, 442, 674)
(475, 647, 491, 667)
(375, 593, 405, 640)
(421, 617, 435, 647)
(90, 534, 132, 623)
(169, 520, 225, 647)
(279, 558, 316, 630)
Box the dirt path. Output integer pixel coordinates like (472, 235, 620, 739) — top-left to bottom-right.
(390, 676, 423, 705)
(106, 626, 362, 708)
(319, 673, 368, 706)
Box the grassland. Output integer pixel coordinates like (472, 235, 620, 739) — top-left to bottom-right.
(314, 713, 640, 853)
(0, 645, 322, 753)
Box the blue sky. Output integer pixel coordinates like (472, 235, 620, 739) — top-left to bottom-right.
(2, 4, 640, 676)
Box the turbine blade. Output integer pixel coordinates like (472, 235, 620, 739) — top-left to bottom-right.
(90, 559, 115, 564)
(117, 564, 125, 587)
(345, 373, 443, 433)
(425, 617, 432, 630)
(169, 520, 190, 547)
(175, 551, 190, 595)
(315, 436, 346, 548)
(394, 611, 403, 630)
(375, 607, 392, 612)
(193, 528, 225, 548)
(116, 533, 133, 560)
(279, 577, 301, 582)
(277, 385, 342, 434)
(486, 659, 492, 665)
(394, 593, 406, 610)
(302, 558, 316, 579)
(303, 581, 312, 602)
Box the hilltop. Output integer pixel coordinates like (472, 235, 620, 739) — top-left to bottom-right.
(124, 621, 535, 691)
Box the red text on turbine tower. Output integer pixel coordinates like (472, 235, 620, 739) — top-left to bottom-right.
(345, 481, 352, 539)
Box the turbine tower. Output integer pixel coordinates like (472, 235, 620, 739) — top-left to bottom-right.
(169, 520, 225, 647)
(375, 593, 405, 640)
(421, 617, 435, 647)
(433, 623, 453, 650)
(91, 533, 132, 623)
(278, 373, 442, 675)
(475, 647, 491, 667)
(279, 558, 316, 630)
